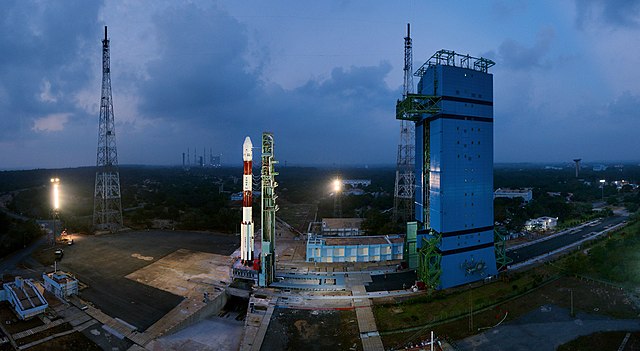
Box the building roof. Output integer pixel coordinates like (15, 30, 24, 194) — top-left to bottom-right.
(322, 218, 364, 229)
(322, 235, 404, 246)
(494, 188, 532, 193)
(45, 271, 76, 285)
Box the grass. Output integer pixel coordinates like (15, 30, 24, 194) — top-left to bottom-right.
(375, 217, 640, 349)
(561, 218, 640, 288)
(373, 266, 554, 332)
(381, 277, 639, 349)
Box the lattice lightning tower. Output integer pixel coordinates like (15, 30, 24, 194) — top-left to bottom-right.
(93, 26, 123, 231)
(393, 23, 416, 224)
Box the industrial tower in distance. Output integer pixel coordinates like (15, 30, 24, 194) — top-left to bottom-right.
(399, 50, 498, 289)
(93, 26, 123, 232)
(393, 23, 416, 224)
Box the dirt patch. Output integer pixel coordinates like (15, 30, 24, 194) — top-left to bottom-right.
(27, 331, 102, 351)
(0, 302, 44, 334)
(261, 308, 361, 351)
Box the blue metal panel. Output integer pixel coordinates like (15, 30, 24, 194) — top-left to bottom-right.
(416, 60, 497, 289)
(438, 245, 498, 289)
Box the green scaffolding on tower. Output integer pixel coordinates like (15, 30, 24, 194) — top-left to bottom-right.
(417, 232, 442, 290)
(259, 132, 278, 287)
(494, 229, 512, 272)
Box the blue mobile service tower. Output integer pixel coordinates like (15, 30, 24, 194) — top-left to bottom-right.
(398, 50, 499, 289)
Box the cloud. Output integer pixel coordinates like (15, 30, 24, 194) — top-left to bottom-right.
(131, 2, 400, 165)
(32, 113, 71, 132)
(38, 79, 58, 103)
(489, 27, 555, 70)
(575, 0, 640, 29)
(0, 1, 103, 141)
(491, 0, 527, 18)
(137, 2, 257, 120)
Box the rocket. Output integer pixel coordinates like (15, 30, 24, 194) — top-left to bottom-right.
(240, 136, 254, 264)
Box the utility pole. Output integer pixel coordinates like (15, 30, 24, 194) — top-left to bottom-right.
(570, 289, 575, 317)
(93, 26, 123, 232)
(393, 23, 415, 225)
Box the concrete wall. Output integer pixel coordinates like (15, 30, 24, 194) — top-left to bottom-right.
(163, 291, 228, 336)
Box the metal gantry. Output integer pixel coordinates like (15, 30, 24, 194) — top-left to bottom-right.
(93, 26, 123, 232)
(393, 23, 417, 224)
(259, 132, 278, 287)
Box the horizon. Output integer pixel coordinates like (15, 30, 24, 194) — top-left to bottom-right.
(2, 160, 640, 173)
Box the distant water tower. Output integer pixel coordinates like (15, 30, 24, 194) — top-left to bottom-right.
(573, 159, 581, 178)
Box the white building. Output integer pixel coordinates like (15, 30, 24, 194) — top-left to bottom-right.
(525, 217, 558, 231)
(342, 179, 371, 187)
(43, 271, 78, 299)
(1, 277, 48, 320)
(494, 188, 533, 203)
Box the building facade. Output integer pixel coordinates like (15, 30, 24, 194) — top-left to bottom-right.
(306, 234, 404, 263)
(413, 50, 498, 289)
(43, 271, 79, 299)
(1, 277, 48, 320)
(524, 216, 558, 231)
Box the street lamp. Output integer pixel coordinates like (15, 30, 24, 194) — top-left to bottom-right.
(599, 179, 605, 201)
(333, 178, 342, 218)
(50, 178, 60, 246)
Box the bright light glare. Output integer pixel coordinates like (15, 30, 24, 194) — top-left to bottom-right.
(599, 179, 606, 183)
(333, 179, 342, 193)
(51, 178, 60, 210)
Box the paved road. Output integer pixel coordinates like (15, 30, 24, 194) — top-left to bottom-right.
(457, 304, 640, 351)
(507, 216, 627, 264)
(0, 236, 47, 280)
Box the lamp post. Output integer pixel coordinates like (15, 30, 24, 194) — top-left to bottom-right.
(599, 179, 606, 201)
(50, 178, 60, 246)
(333, 178, 342, 218)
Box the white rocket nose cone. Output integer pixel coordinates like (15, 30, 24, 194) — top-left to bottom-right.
(243, 137, 252, 161)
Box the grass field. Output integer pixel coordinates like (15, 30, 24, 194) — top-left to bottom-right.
(373, 266, 554, 332)
(562, 218, 640, 288)
(375, 216, 640, 349)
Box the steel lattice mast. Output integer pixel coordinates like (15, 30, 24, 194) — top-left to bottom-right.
(393, 23, 415, 224)
(93, 26, 123, 232)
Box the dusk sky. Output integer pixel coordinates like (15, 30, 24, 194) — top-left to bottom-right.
(1, 1, 639, 169)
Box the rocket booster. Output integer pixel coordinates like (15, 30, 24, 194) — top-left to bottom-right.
(240, 137, 254, 263)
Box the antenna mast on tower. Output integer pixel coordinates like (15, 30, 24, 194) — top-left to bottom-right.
(393, 23, 415, 224)
(93, 26, 123, 232)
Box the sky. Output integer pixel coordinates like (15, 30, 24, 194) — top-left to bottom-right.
(0, 0, 639, 169)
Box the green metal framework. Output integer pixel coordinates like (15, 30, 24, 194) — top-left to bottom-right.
(417, 232, 442, 289)
(422, 122, 431, 226)
(494, 229, 512, 272)
(396, 94, 441, 121)
(259, 132, 279, 287)
(415, 49, 495, 77)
